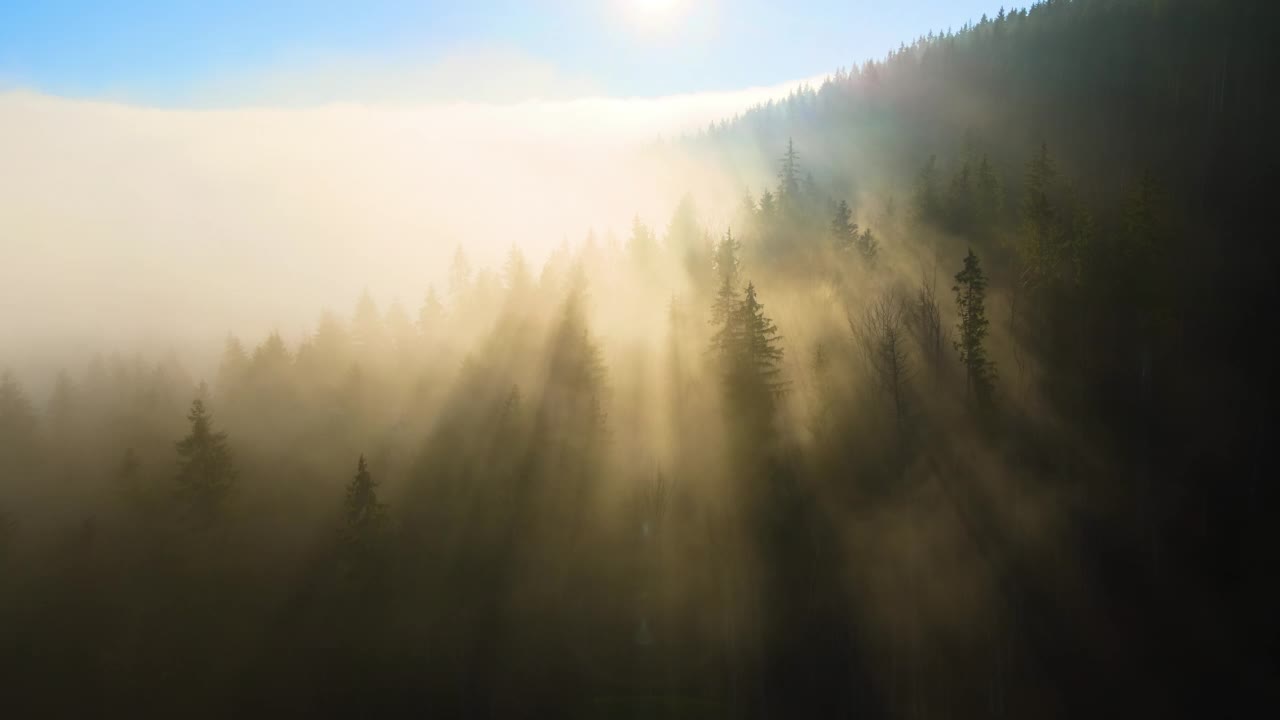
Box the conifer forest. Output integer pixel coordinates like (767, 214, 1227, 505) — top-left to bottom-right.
(2, 0, 1279, 716)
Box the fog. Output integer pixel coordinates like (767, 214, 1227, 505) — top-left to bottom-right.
(3, 1, 1274, 716)
(0, 78, 812, 382)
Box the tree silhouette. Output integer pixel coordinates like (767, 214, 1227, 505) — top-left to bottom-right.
(710, 229, 743, 344)
(344, 455, 387, 540)
(778, 138, 802, 200)
(174, 397, 236, 520)
(503, 244, 534, 300)
(855, 293, 912, 448)
(0, 372, 37, 467)
(713, 280, 786, 443)
(831, 200, 858, 252)
(856, 227, 879, 264)
(417, 284, 445, 339)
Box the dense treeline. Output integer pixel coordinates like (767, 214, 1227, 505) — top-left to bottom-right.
(3, 1, 1279, 716)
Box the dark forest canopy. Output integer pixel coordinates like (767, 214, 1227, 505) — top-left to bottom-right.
(3, 1, 1279, 716)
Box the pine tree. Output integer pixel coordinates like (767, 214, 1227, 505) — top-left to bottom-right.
(47, 370, 77, 438)
(532, 266, 609, 497)
(350, 290, 387, 356)
(759, 189, 777, 219)
(298, 310, 352, 382)
(174, 398, 236, 519)
(1020, 142, 1059, 283)
(216, 336, 249, 397)
(448, 245, 473, 309)
(778, 138, 802, 199)
(547, 266, 608, 433)
(417, 284, 445, 338)
(340, 454, 390, 585)
(913, 155, 942, 222)
(628, 216, 658, 273)
(0, 372, 37, 466)
(738, 282, 785, 397)
(711, 229, 742, 335)
(503, 244, 533, 300)
(976, 155, 1002, 226)
(953, 249, 997, 406)
(713, 280, 786, 434)
(344, 454, 387, 537)
(666, 194, 701, 254)
(857, 227, 880, 264)
(831, 200, 858, 252)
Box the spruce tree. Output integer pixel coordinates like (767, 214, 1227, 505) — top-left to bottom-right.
(737, 283, 786, 397)
(503, 244, 533, 299)
(713, 280, 786, 436)
(856, 227, 880, 264)
(339, 454, 390, 588)
(547, 267, 608, 433)
(174, 398, 236, 519)
(448, 245, 473, 308)
(417, 284, 445, 340)
(759, 189, 777, 219)
(913, 155, 942, 222)
(778, 138, 801, 200)
(0, 372, 37, 467)
(216, 336, 249, 397)
(1020, 142, 1059, 282)
(953, 249, 997, 406)
(304, 310, 353, 380)
(831, 200, 858, 252)
(628, 216, 658, 273)
(344, 454, 387, 538)
(711, 229, 742, 338)
(350, 290, 387, 356)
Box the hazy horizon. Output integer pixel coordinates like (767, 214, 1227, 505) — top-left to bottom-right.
(3, 2, 1272, 717)
(1, 74, 820, 384)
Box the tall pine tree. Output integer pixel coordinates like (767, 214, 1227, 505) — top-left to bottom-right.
(953, 249, 997, 406)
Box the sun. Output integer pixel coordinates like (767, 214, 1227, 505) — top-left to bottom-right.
(625, 0, 687, 27)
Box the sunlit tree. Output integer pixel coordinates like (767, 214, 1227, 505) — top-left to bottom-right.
(831, 199, 858, 252)
(854, 293, 912, 447)
(711, 228, 743, 337)
(953, 249, 996, 406)
(778, 137, 802, 200)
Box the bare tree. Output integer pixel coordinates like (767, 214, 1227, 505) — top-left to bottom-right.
(852, 292, 913, 450)
(909, 267, 948, 383)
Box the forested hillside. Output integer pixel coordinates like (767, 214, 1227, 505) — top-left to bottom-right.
(2, 1, 1277, 717)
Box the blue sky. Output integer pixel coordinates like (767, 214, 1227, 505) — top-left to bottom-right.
(1, 0, 1013, 104)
